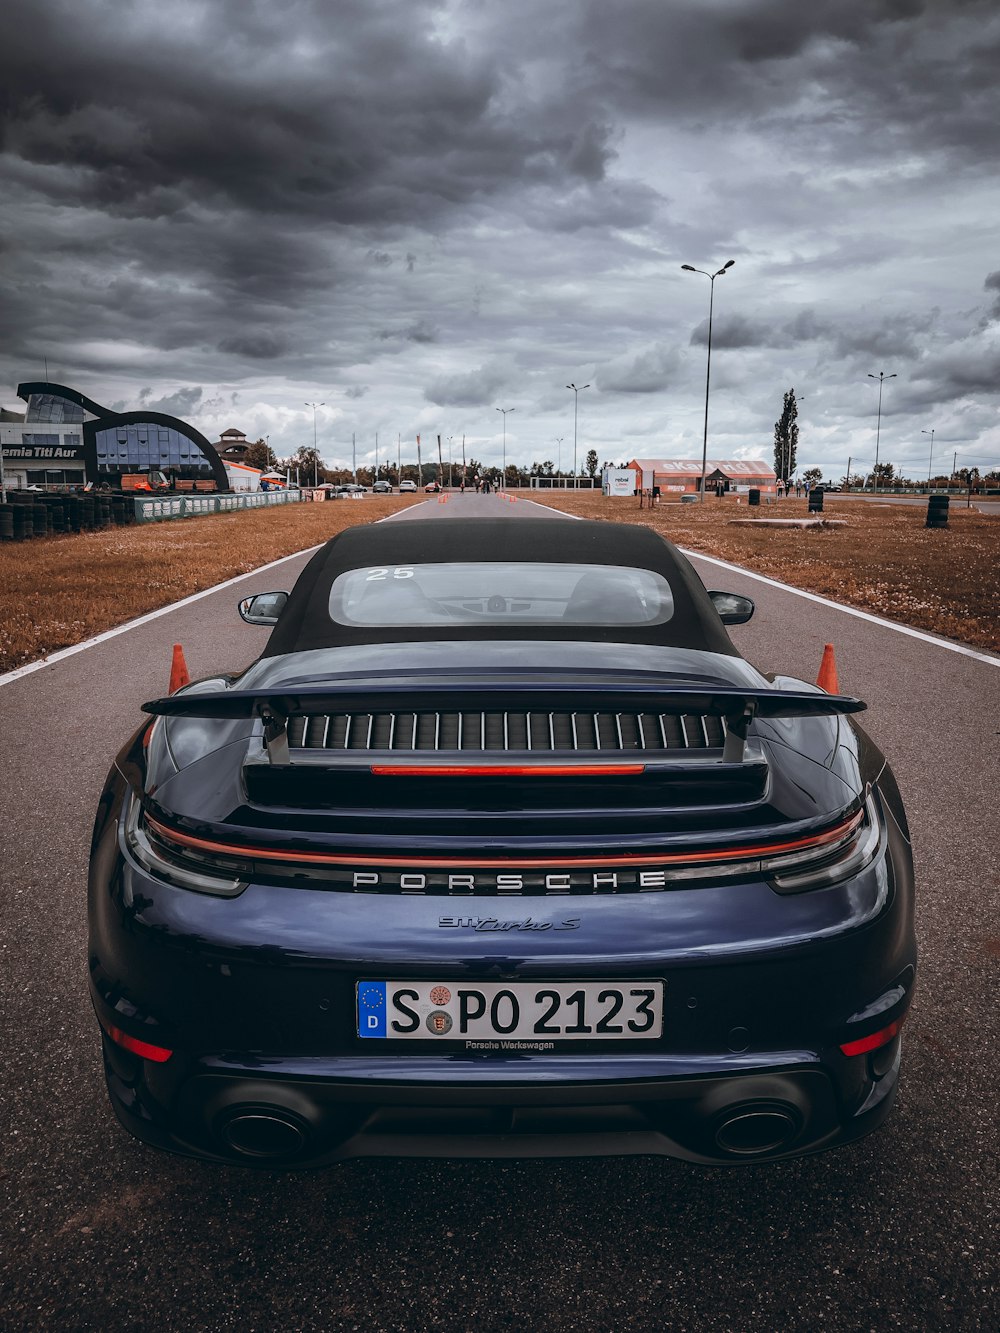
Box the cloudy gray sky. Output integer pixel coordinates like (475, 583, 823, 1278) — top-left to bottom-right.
(2, 0, 999, 480)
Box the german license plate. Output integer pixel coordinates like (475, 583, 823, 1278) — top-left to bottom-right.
(357, 980, 663, 1043)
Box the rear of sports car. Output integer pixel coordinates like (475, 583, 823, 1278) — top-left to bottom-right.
(88, 637, 916, 1168)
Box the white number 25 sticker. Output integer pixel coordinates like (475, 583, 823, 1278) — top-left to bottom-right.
(365, 567, 415, 581)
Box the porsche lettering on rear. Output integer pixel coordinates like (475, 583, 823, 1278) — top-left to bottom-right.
(353, 870, 670, 892)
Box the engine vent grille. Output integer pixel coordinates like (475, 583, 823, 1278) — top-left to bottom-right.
(286, 710, 725, 753)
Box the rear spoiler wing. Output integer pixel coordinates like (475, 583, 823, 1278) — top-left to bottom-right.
(142, 684, 865, 765)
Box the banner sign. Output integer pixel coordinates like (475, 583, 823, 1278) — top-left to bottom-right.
(3, 442, 86, 461)
(133, 489, 300, 523)
(602, 468, 635, 497)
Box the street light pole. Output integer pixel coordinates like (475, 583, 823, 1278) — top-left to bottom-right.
(556, 437, 564, 477)
(922, 428, 935, 486)
(304, 401, 324, 486)
(496, 407, 515, 487)
(866, 372, 895, 493)
(682, 259, 734, 501)
(566, 383, 590, 483)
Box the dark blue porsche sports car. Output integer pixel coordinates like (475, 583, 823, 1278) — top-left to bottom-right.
(88, 518, 916, 1165)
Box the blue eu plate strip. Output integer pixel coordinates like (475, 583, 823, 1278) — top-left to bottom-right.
(357, 981, 387, 1038)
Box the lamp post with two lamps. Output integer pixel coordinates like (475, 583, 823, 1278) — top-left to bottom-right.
(681, 260, 735, 501)
(304, 401, 324, 487)
(495, 407, 515, 487)
(566, 383, 590, 482)
(867, 372, 895, 493)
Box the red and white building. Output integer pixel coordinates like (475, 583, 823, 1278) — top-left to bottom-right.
(627, 458, 777, 495)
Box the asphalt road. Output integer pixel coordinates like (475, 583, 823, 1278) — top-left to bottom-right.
(828, 492, 1000, 516)
(1, 495, 996, 1332)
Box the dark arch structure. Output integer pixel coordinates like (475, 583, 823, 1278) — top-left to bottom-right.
(83, 411, 229, 491)
(15, 381, 229, 491)
(17, 381, 110, 421)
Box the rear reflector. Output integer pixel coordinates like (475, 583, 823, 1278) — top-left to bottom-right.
(839, 1019, 902, 1057)
(104, 1022, 173, 1063)
(370, 763, 646, 777)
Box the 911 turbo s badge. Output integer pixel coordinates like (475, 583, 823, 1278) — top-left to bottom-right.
(438, 916, 581, 932)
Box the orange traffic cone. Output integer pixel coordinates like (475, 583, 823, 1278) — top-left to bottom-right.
(817, 643, 839, 693)
(169, 643, 190, 694)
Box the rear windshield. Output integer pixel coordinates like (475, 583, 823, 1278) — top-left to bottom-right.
(329, 562, 675, 627)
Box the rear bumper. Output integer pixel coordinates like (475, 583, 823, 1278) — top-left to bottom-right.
(98, 1030, 904, 1167)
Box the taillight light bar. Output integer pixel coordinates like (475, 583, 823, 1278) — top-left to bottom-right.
(144, 808, 865, 872)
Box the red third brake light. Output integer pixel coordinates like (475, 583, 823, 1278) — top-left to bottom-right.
(839, 1019, 902, 1057)
(104, 1022, 173, 1063)
(370, 763, 646, 777)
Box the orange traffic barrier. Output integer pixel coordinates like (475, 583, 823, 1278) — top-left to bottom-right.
(169, 643, 190, 694)
(817, 643, 839, 693)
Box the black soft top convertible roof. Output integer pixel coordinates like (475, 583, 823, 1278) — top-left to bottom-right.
(262, 518, 739, 657)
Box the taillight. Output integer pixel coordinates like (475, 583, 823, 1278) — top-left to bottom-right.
(123, 793, 248, 897)
(766, 791, 883, 894)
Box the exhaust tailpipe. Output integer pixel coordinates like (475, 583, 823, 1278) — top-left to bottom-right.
(713, 1102, 801, 1156)
(218, 1107, 309, 1159)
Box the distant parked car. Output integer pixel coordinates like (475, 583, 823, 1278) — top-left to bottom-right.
(398, 480, 417, 493)
(335, 484, 367, 498)
(424, 481, 442, 493)
(372, 480, 393, 494)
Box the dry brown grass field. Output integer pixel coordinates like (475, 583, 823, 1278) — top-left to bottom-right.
(0, 491, 996, 674)
(540, 491, 998, 653)
(0, 496, 418, 673)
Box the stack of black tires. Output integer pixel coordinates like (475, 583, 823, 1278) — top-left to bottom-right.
(0, 491, 137, 541)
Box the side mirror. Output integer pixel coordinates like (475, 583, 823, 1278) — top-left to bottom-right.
(709, 590, 755, 625)
(238, 591, 289, 625)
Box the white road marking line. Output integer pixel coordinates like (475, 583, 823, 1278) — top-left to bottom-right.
(681, 548, 1000, 668)
(0, 546, 322, 689)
